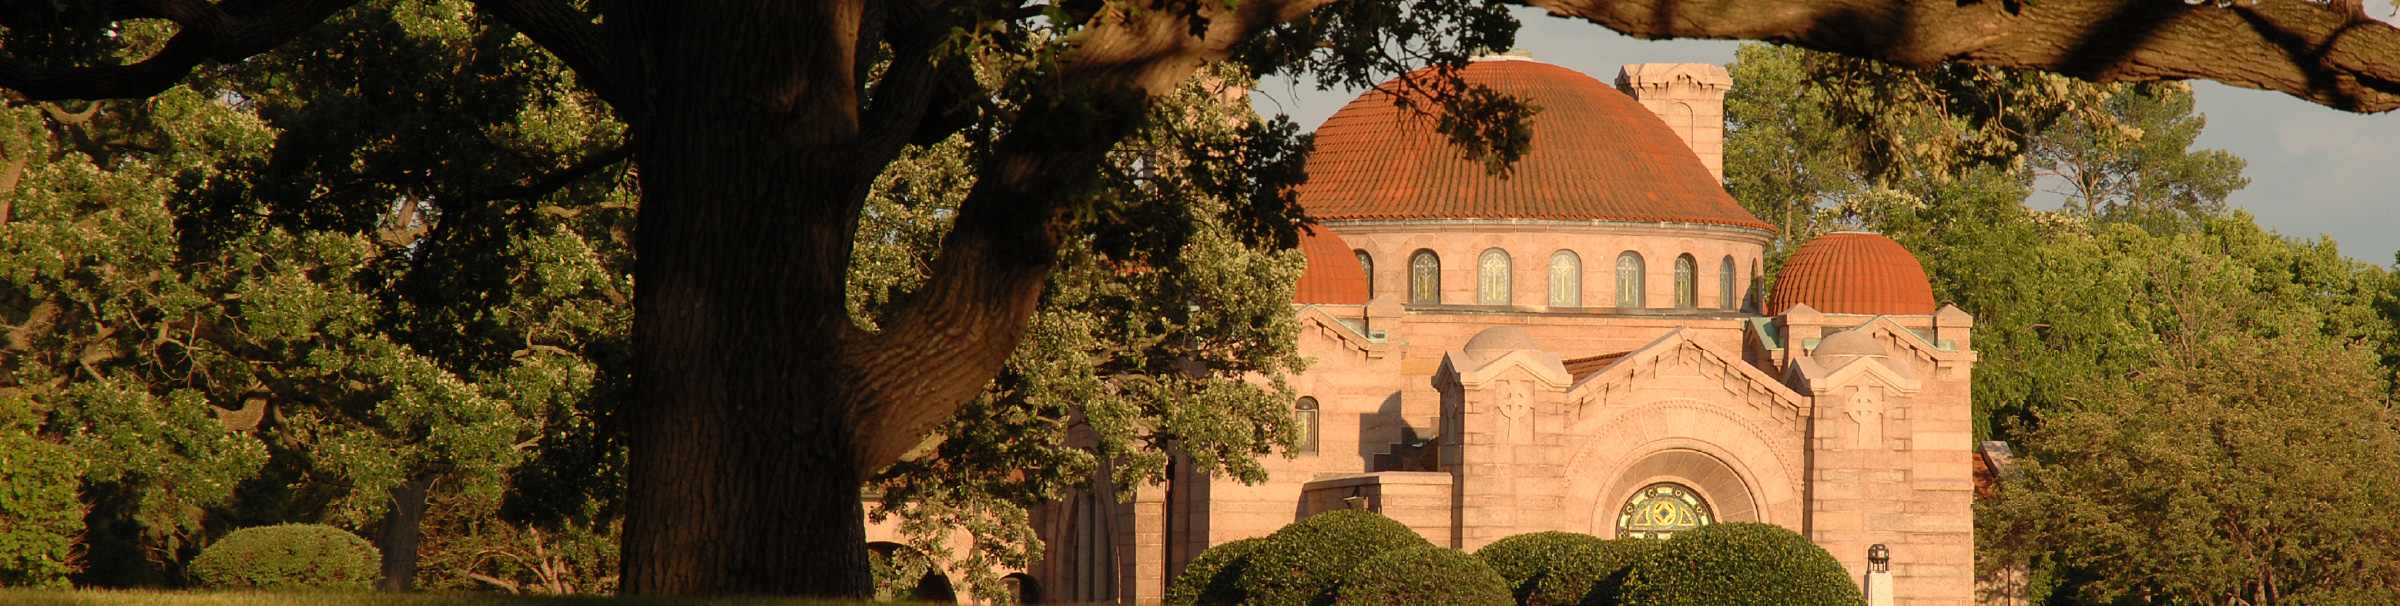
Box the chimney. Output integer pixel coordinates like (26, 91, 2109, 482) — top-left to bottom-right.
(1614, 63, 1732, 182)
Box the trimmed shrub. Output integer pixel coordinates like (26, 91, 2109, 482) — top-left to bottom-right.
(1619, 522, 1859, 606)
(1474, 531, 1608, 603)
(1166, 537, 1268, 606)
(188, 524, 380, 589)
(1237, 510, 1432, 606)
(1530, 539, 1658, 606)
(1335, 546, 1512, 606)
(1475, 532, 1659, 606)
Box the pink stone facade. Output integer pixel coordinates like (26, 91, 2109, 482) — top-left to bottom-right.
(973, 59, 1980, 606)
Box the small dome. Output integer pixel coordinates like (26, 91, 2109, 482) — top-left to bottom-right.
(1297, 59, 1771, 230)
(1811, 330, 1886, 357)
(1770, 232, 1937, 316)
(1463, 326, 1541, 353)
(1294, 228, 1369, 305)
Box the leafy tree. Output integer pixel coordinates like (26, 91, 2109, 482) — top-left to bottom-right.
(856, 63, 1308, 602)
(3, 0, 2392, 597)
(0, 4, 633, 589)
(1983, 221, 2400, 605)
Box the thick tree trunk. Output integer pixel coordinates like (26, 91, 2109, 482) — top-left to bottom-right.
(608, 0, 1300, 597)
(373, 475, 434, 592)
(616, 0, 884, 597)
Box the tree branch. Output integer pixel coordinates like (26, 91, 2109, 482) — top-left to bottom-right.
(842, 0, 1340, 477)
(1526, 0, 2400, 112)
(470, 0, 640, 113)
(0, 0, 361, 100)
(484, 144, 633, 203)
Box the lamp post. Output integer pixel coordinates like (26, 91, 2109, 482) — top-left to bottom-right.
(1864, 544, 1893, 606)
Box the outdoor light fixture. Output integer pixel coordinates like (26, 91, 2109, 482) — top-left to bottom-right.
(1343, 495, 1369, 511)
(1868, 544, 1890, 573)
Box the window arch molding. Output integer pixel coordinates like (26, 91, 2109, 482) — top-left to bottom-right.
(1549, 250, 1582, 307)
(1409, 250, 1441, 305)
(1674, 254, 1698, 309)
(1355, 249, 1376, 298)
(1294, 397, 1321, 455)
(1615, 252, 1646, 308)
(1477, 248, 1512, 305)
(1719, 256, 1737, 310)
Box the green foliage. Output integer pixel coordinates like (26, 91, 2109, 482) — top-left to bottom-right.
(1236, 510, 1433, 606)
(186, 524, 379, 589)
(1165, 537, 1267, 606)
(1477, 531, 1658, 606)
(0, 395, 84, 588)
(1334, 546, 1511, 606)
(1618, 522, 1857, 606)
(859, 62, 1312, 602)
(0, 0, 633, 587)
(1980, 222, 2400, 604)
(1471, 531, 1605, 603)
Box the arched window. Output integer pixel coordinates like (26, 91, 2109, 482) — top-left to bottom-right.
(1355, 250, 1375, 298)
(1549, 251, 1581, 307)
(1615, 252, 1645, 308)
(1719, 256, 1737, 310)
(1674, 255, 1698, 309)
(1616, 482, 1715, 540)
(1409, 251, 1440, 305)
(1294, 397, 1320, 455)
(1477, 248, 1512, 305)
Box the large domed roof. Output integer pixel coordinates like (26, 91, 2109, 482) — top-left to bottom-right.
(1296, 58, 1770, 230)
(1769, 232, 1937, 316)
(1294, 227, 1369, 305)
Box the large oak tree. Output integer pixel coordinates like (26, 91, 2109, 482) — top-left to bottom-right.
(2, 0, 2392, 597)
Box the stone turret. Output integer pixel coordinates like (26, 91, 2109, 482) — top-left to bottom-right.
(1615, 63, 1732, 182)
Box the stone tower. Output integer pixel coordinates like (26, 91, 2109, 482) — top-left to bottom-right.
(1614, 63, 1732, 182)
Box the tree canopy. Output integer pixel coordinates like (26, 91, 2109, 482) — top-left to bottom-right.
(2, 0, 2395, 598)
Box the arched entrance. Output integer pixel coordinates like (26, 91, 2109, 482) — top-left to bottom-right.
(1597, 448, 1762, 538)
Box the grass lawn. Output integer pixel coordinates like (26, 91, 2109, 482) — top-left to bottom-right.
(0, 589, 880, 606)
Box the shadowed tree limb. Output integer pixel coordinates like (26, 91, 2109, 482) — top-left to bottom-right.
(1529, 0, 2400, 112)
(842, 0, 1340, 479)
(472, 0, 643, 114)
(0, 0, 360, 100)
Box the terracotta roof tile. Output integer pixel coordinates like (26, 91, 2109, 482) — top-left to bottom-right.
(1295, 227, 1369, 305)
(1296, 60, 1772, 230)
(1768, 232, 1937, 316)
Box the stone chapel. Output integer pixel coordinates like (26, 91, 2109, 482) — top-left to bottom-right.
(870, 54, 1981, 606)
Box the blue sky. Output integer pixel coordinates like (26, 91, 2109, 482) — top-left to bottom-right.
(1251, 7, 2400, 265)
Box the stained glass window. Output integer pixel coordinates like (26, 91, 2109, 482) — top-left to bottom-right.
(1616, 252, 1645, 308)
(1720, 256, 1737, 310)
(1674, 255, 1698, 308)
(1410, 251, 1440, 304)
(1617, 482, 1714, 540)
(1294, 397, 1320, 455)
(1356, 250, 1375, 298)
(1549, 251, 1581, 307)
(1478, 249, 1511, 305)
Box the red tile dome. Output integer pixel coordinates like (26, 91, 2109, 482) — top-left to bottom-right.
(1769, 232, 1937, 316)
(1294, 227, 1369, 305)
(1297, 58, 1771, 230)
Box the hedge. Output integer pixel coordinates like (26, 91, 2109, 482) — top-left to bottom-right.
(1236, 510, 1432, 606)
(1474, 531, 1660, 606)
(1335, 546, 1512, 606)
(188, 524, 380, 589)
(1165, 537, 1268, 606)
(1619, 522, 1859, 606)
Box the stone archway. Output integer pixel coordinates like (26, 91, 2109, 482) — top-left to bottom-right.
(1562, 398, 1805, 535)
(1597, 448, 1759, 539)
